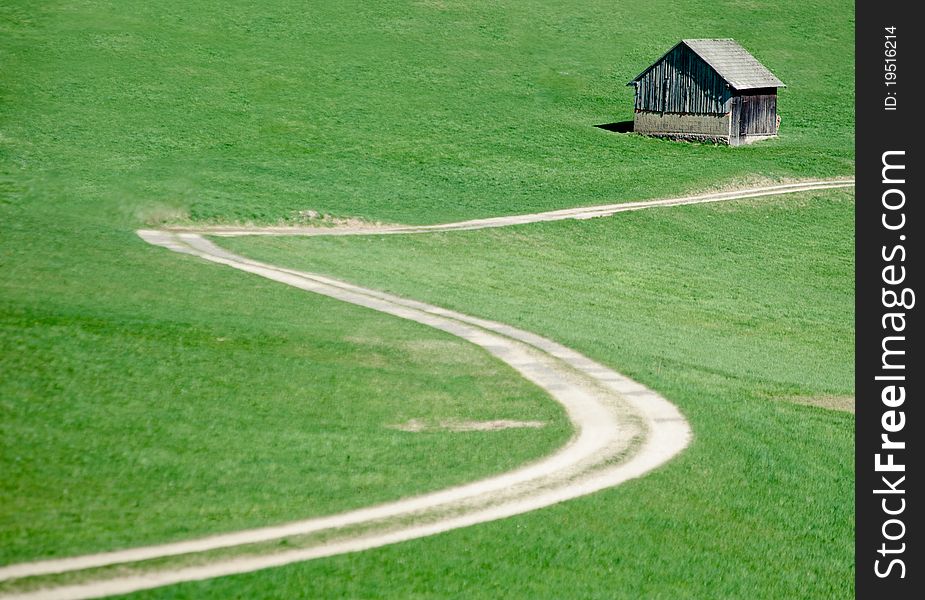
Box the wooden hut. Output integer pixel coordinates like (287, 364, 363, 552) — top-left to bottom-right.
(627, 39, 785, 146)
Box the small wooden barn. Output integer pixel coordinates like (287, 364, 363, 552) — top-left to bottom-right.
(627, 39, 785, 146)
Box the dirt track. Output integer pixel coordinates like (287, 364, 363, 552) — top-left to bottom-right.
(0, 179, 853, 599)
(169, 179, 854, 237)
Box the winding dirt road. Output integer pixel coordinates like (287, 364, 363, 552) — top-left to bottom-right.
(0, 179, 853, 600)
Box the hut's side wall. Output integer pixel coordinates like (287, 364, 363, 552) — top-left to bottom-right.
(633, 44, 731, 114)
(634, 112, 730, 141)
(729, 88, 778, 146)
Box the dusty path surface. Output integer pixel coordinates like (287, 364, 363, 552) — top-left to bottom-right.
(0, 179, 852, 600)
(173, 179, 854, 237)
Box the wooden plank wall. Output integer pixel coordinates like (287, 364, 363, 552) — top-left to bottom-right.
(730, 89, 777, 143)
(634, 45, 730, 114)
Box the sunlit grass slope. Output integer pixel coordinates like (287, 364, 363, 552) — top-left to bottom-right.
(3, 1, 851, 227)
(1, 0, 853, 594)
(0, 253, 570, 564)
(163, 189, 853, 599)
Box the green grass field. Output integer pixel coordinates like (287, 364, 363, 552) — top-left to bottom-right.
(0, 267, 570, 564)
(156, 189, 850, 599)
(2, 0, 853, 597)
(2, 0, 852, 226)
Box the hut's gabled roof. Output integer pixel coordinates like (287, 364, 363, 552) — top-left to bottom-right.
(628, 39, 785, 90)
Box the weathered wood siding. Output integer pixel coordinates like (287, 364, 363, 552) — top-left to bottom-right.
(633, 44, 731, 114)
(730, 88, 778, 145)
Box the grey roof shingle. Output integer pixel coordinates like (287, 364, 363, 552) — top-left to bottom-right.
(630, 39, 785, 90)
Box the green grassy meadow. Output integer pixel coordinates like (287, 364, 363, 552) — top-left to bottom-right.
(150, 188, 850, 599)
(226, 190, 855, 400)
(0, 243, 571, 564)
(2, 1, 852, 227)
(1, 0, 853, 597)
